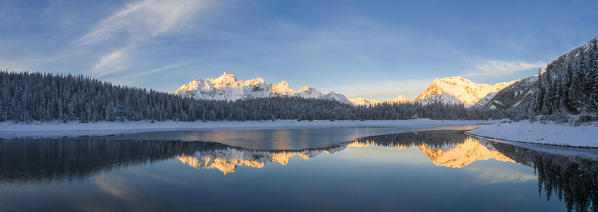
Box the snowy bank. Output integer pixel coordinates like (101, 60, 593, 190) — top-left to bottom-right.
(468, 121, 598, 147)
(0, 119, 492, 139)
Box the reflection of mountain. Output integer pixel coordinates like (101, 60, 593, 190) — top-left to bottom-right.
(3, 130, 598, 212)
(354, 131, 598, 211)
(350, 130, 514, 168)
(177, 146, 346, 175)
(0, 138, 347, 183)
(417, 138, 514, 168)
(0, 139, 232, 184)
(176, 130, 516, 174)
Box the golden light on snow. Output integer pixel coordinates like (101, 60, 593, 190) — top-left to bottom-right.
(417, 138, 515, 168)
(177, 136, 514, 174)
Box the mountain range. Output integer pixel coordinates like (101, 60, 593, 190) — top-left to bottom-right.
(175, 37, 598, 116)
(174, 73, 517, 107)
(4, 38, 595, 123)
(174, 72, 354, 105)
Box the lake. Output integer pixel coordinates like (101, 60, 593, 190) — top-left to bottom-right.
(1, 126, 596, 211)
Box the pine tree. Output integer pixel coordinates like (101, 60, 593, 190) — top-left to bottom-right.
(535, 68, 545, 113)
(568, 70, 582, 114)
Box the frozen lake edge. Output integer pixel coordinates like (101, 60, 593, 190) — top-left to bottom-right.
(0, 119, 493, 139)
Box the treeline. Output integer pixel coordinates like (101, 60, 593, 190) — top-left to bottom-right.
(0, 71, 490, 122)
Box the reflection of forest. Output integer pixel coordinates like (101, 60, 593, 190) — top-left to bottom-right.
(1, 131, 597, 211)
(488, 140, 598, 212)
(0, 139, 228, 184)
(0, 138, 347, 183)
(355, 131, 598, 211)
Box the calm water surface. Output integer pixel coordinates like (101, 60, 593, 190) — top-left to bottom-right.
(1, 126, 597, 211)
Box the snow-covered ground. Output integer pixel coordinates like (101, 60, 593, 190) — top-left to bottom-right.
(0, 119, 492, 139)
(468, 120, 598, 147)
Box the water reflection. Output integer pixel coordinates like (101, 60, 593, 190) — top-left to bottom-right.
(96, 127, 416, 150)
(177, 145, 346, 175)
(0, 139, 226, 184)
(0, 138, 348, 183)
(1, 130, 597, 211)
(354, 131, 598, 211)
(488, 139, 598, 212)
(351, 131, 515, 168)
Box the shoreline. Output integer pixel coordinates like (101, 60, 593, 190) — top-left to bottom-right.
(467, 133, 598, 149)
(467, 120, 598, 148)
(0, 119, 493, 139)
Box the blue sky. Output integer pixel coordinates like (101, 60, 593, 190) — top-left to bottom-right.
(1, 0, 597, 99)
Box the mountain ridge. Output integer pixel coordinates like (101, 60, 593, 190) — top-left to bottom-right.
(174, 73, 515, 107)
(174, 72, 354, 105)
(414, 76, 517, 107)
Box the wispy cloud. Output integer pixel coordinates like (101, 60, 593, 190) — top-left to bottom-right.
(82, 0, 209, 76)
(80, 0, 208, 45)
(120, 62, 186, 79)
(91, 45, 134, 76)
(466, 59, 545, 77)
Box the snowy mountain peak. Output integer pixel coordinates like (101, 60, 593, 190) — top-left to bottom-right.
(414, 76, 516, 107)
(323, 92, 353, 105)
(433, 76, 467, 83)
(272, 81, 294, 95)
(299, 86, 313, 93)
(213, 72, 237, 85)
(174, 73, 354, 104)
(174, 73, 510, 107)
(390, 95, 411, 103)
(297, 86, 323, 99)
(347, 97, 377, 106)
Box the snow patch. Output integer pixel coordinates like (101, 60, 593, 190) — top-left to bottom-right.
(468, 121, 598, 147)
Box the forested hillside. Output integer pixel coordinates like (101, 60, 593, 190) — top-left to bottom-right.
(534, 38, 598, 120)
(0, 72, 488, 122)
(476, 38, 598, 122)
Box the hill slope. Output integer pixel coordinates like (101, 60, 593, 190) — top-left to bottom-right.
(475, 37, 598, 120)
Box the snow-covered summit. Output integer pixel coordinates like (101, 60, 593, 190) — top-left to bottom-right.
(414, 76, 516, 107)
(388, 95, 411, 104)
(348, 97, 380, 106)
(174, 72, 355, 104)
